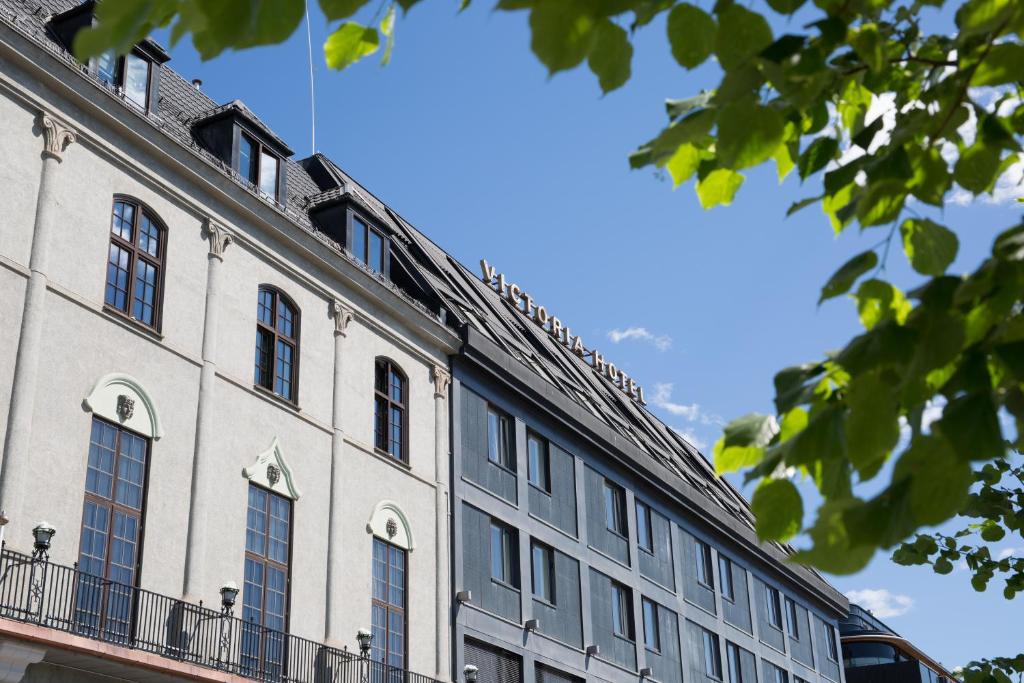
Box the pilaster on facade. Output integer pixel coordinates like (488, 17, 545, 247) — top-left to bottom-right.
(38, 113, 75, 163)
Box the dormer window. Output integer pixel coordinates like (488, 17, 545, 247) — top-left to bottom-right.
(352, 216, 385, 273)
(238, 132, 280, 200)
(96, 50, 152, 110)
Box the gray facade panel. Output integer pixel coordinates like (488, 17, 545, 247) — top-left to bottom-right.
(644, 603, 682, 683)
(528, 444, 577, 536)
(789, 603, 814, 668)
(462, 387, 517, 504)
(680, 531, 716, 614)
(638, 505, 674, 590)
(588, 568, 636, 671)
(755, 579, 786, 653)
(584, 466, 629, 565)
(462, 502, 522, 624)
(722, 558, 752, 633)
(814, 616, 842, 681)
(532, 549, 583, 647)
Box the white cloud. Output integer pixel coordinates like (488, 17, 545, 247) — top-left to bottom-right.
(607, 327, 672, 352)
(672, 427, 708, 451)
(844, 588, 914, 619)
(651, 383, 722, 426)
(997, 547, 1024, 560)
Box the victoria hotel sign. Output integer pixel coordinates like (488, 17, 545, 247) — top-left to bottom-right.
(480, 259, 647, 406)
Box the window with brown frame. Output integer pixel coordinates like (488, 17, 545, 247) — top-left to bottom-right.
(255, 287, 299, 403)
(374, 358, 407, 462)
(241, 484, 291, 679)
(371, 537, 407, 670)
(105, 198, 165, 331)
(75, 416, 150, 642)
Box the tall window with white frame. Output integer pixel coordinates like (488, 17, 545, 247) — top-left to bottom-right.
(531, 541, 555, 604)
(374, 359, 407, 462)
(610, 581, 633, 640)
(766, 586, 783, 630)
(76, 417, 150, 642)
(719, 555, 735, 601)
(695, 538, 715, 589)
(372, 537, 407, 670)
(641, 597, 660, 652)
(105, 198, 165, 331)
(241, 484, 291, 678)
(604, 481, 627, 537)
(702, 628, 723, 680)
(255, 287, 299, 403)
(527, 432, 550, 492)
(487, 406, 514, 470)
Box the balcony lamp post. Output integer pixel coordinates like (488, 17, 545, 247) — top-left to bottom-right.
(464, 664, 479, 683)
(32, 522, 55, 561)
(220, 581, 239, 615)
(357, 628, 373, 658)
(28, 522, 55, 624)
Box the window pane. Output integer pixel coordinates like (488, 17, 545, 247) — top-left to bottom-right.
(259, 150, 278, 198)
(97, 50, 117, 86)
(487, 409, 503, 465)
(105, 243, 131, 312)
(531, 544, 553, 602)
(719, 556, 734, 600)
(637, 502, 651, 551)
(527, 436, 541, 487)
(132, 258, 158, 325)
(277, 298, 294, 338)
(124, 53, 149, 109)
(274, 340, 294, 400)
(375, 396, 388, 451)
(490, 523, 505, 582)
(703, 630, 721, 678)
(696, 540, 714, 588)
(642, 598, 659, 651)
(111, 201, 134, 241)
(368, 228, 384, 273)
(239, 134, 258, 184)
(352, 218, 367, 263)
(727, 643, 741, 683)
(138, 213, 160, 257)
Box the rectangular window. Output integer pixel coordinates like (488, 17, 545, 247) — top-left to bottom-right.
(726, 642, 742, 683)
(766, 663, 788, 683)
(490, 522, 516, 586)
(641, 597, 660, 652)
(123, 53, 150, 109)
(259, 149, 279, 198)
(241, 484, 291, 679)
(610, 581, 633, 639)
(695, 539, 715, 589)
(603, 481, 627, 536)
(719, 555, 735, 601)
(351, 216, 386, 273)
(527, 432, 550, 491)
(703, 629, 723, 680)
(785, 598, 799, 639)
(372, 538, 407, 670)
(487, 407, 513, 469)
(766, 586, 783, 629)
(825, 624, 839, 661)
(636, 500, 653, 553)
(239, 133, 258, 184)
(531, 541, 555, 604)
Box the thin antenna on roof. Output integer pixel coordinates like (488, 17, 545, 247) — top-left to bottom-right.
(304, 4, 317, 154)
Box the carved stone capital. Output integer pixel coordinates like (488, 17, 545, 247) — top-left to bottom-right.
(432, 365, 451, 399)
(331, 300, 354, 336)
(39, 113, 76, 162)
(203, 218, 233, 260)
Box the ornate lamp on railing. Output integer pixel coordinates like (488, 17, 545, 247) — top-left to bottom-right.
(31, 522, 55, 561)
(464, 664, 479, 683)
(357, 628, 372, 658)
(217, 581, 239, 667)
(220, 581, 239, 615)
(28, 522, 55, 624)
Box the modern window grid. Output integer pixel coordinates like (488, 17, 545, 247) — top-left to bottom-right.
(726, 642, 743, 683)
(75, 417, 149, 641)
(371, 537, 407, 671)
(374, 359, 407, 462)
(241, 484, 291, 678)
(96, 50, 151, 110)
(105, 198, 164, 330)
(351, 216, 385, 273)
(766, 586, 784, 630)
(603, 480, 627, 537)
(531, 541, 555, 604)
(703, 628, 723, 680)
(487, 407, 514, 469)
(695, 538, 715, 589)
(527, 432, 550, 492)
(636, 500, 653, 553)
(490, 522, 516, 586)
(641, 597, 660, 652)
(610, 581, 633, 639)
(238, 132, 280, 200)
(254, 287, 299, 402)
(785, 597, 799, 639)
(719, 555, 735, 601)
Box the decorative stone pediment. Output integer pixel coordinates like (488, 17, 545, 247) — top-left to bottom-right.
(83, 373, 163, 440)
(367, 500, 414, 551)
(243, 437, 301, 500)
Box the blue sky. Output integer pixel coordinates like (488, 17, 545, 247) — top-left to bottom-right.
(158, 1, 1022, 669)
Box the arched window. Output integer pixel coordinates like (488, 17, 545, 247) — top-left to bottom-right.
(105, 198, 165, 330)
(255, 287, 299, 402)
(374, 358, 407, 462)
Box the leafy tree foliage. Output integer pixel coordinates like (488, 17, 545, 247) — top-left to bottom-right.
(70, 0, 1024, 677)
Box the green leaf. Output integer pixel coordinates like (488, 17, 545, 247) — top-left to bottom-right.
(857, 180, 908, 227)
(851, 23, 884, 73)
(955, 0, 1019, 37)
(319, 0, 370, 20)
(980, 519, 1006, 542)
(778, 407, 808, 443)
(714, 4, 772, 71)
(667, 3, 715, 69)
(588, 20, 632, 93)
(713, 413, 775, 474)
(791, 502, 873, 574)
(787, 403, 847, 467)
(972, 44, 1024, 86)
(955, 143, 1001, 193)
(529, 1, 596, 74)
(765, 0, 806, 14)
(73, 0, 179, 59)
(630, 109, 716, 168)
(751, 478, 803, 541)
(819, 251, 878, 303)
(665, 92, 713, 120)
(379, 4, 396, 66)
(696, 168, 744, 208)
(666, 144, 701, 187)
(936, 391, 1005, 461)
(324, 22, 381, 70)
(900, 219, 959, 276)
(192, 0, 306, 56)
(894, 435, 971, 526)
(798, 137, 839, 179)
(933, 557, 954, 574)
(854, 279, 910, 331)
(717, 102, 785, 170)
(774, 142, 795, 182)
(845, 370, 899, 478)
(907, 147, 951, 206)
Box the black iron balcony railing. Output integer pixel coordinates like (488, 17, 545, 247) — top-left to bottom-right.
(0, 546, 440, 683)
